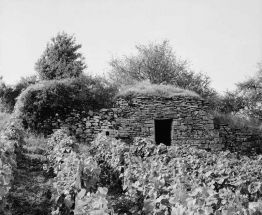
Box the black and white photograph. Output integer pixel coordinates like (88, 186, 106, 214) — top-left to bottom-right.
(0, 0, 262, 214)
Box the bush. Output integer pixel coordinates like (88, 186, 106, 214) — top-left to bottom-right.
(0, 85, 18, 113)
(212, 110, 262, 133)
(14, 75, 118, 133)
(0, 75, 38, 113)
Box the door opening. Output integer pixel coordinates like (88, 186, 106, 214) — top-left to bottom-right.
(154, 119, 172, 146)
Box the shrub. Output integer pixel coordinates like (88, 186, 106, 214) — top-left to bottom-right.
(0, 75, 38, 113)
(212, 110, 262, 133)
(14, 75, 117, 133)
(0, 84, 18, 113)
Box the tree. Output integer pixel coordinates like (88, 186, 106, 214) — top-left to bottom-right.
(234, 61, 262, 119)
(35, 32, 87, 80)
(108, 40, 216, 98)
(216, 90, 246, 114)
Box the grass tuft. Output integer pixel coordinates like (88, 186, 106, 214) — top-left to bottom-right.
(116, 80, 200, 99)
(23, 131, 48, 154)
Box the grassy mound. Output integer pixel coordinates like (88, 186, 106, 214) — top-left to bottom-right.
(116, 81, 200, 99)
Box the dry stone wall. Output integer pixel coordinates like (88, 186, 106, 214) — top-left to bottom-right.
(215, 124, 262, 155)
(45, 95, 222, 150)
(43, 95, 262, 154)
(115, 96, 221, 150)
(45, 109, 119, 142)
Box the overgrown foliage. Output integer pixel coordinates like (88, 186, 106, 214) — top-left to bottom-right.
(6, 124, 52, 215)
(0, 75, 38, 113)
(215, 90, 246, 115)
(233, 62, 262, 120)
(116, 80, 200, 99)
(108, 39, 216, 99)
(88, 134, 262, 214)
(212, 111, 262, 133)
(24, 125, 262, 215)
(44, 129, 109, 215)
(213, 61, 262, 122)
(14, 75, 118, 133)
(0, 112, 11, 132)
(35, 32, 87, 80)
(0, 118, 24, 214)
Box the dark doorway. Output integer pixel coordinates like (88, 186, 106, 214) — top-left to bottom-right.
(154, 119, 172, 146)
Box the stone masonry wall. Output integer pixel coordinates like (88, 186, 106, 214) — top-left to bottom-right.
(215, 123, 262, 155)
(114, 96, 221, 150)
(44, 95, 262, 154)
(45, 95, 222, 150)
(46, 108, 119, 142)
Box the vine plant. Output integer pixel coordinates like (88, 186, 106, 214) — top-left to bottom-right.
(90, 133, 262, 215)
(46, 130, 262, 215)
(45, 129, 110, 215)
(0, 119, 23, 214)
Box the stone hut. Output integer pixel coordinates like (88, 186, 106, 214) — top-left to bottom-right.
(43, 82, 262, 154)
(112, 83, 221, 150)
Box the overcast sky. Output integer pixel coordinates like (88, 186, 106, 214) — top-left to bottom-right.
(0, 0, 261, 93)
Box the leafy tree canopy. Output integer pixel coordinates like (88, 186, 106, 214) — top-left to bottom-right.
(108, 39, 216, 99)
(216, 90, 246, 115)
(35, 32, 87, 80)
(234, 61, 262, 119)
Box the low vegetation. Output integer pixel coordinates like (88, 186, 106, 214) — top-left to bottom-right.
(0, 118, 24, 214)
(213, 110, 262, 133)
(0, 112, 11, 131)
(116, 80, 200, 99)
(40, 131, 262, 214)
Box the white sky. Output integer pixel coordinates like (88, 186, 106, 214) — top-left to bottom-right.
(0, 0, 261, 93)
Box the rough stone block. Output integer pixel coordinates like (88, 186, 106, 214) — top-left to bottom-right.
(76, 128, 83, 135)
